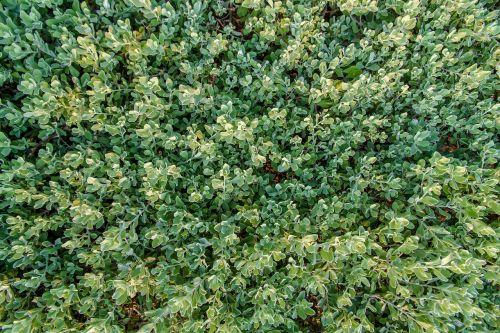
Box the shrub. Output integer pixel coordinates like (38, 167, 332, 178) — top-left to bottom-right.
(0, 0, 498, 332)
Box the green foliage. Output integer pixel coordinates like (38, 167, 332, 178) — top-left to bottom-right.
(0, 0, 498, 332)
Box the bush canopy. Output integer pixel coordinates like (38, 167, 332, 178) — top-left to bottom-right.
(0, 0, 498, 332)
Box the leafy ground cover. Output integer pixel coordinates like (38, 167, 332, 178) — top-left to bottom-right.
(0, 0, 499, 332)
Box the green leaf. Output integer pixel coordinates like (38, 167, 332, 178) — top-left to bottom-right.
(420, 196, 439, 206)
(344, 66, 362, 79)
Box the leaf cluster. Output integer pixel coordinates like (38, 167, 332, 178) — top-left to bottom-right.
(0, 0, 498, 332)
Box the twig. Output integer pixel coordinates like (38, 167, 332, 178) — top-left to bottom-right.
(28, 132, 58, 158)
(28, 125, 71, 158)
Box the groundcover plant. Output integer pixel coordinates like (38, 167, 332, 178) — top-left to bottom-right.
(0, 0, 499, 332)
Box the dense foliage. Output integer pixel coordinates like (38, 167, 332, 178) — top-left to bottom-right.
(0, 0, 499, 332)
